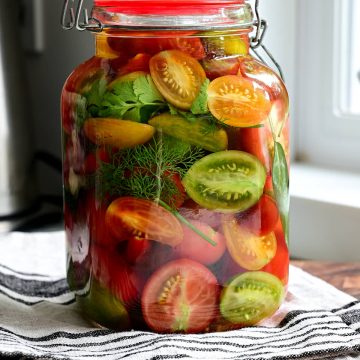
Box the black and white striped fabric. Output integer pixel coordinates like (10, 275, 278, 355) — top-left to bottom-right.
(0, 231, 359, 360)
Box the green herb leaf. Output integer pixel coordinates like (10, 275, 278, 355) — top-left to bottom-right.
(111, 81, 137, 103)
(93, 75, 167, 123)
(97, 135, 204, 208)
(190, 79, 210, 115)
(272, 141, 290, 246)
(133, 75, 165, 104)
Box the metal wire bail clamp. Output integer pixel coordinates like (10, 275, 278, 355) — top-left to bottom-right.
(61, 0, 103, 32)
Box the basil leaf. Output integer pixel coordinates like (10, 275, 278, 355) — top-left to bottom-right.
(272, 141, 290, 246)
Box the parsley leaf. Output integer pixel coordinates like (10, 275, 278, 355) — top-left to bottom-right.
(91, 75, 167, 123)
(190, 79, 210, 115)
(133, 75, 165, 104)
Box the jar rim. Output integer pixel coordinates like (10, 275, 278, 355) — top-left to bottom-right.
(90, 2, 253, 32)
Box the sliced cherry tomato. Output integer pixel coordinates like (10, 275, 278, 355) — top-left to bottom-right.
(91, 245, 140, 305)
(166, 37, 206, 60)
(83, 118, 155, 149)
(150, 50, 206, 110)
(222, 214, 277, 271)
(201, 56, 240, 80)
(236, 195, 279, 237)
(182, 151, 266, 213)
(141, 259, 218, 333)
(262, 219, 289, 285)
(207, 75, 272, 127)
(105, 197, 183, 246)
(174, 221, 226, 265)
(220, 271, 285, 325)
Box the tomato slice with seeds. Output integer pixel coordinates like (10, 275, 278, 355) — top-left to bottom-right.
(105, 197, 183, 246)
(141, 259, 218, 333)
(150, 50, 206, 110)
(220, 271, 285, 326)
(222, 214, 277, 271)
(207, 75, 272, 127)
(182, 151, 266, 213)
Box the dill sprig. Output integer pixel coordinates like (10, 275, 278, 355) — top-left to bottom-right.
(97, 135, 205, 208)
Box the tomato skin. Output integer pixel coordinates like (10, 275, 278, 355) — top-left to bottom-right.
(201, 56, 240, 80)
(150, 50, 206, 110)
(174, 221, 226, 265)
(83, 118, 155, 149)
(115, 53, 151, 76)
(207, 75, 272, 128)
(141, 259, 219, 333)
(126, 237, 152, 265)
(222, 214, 277, 271)
(64, 57, 104, 93)
(91, 245, 140, 305)
(84, 147, 110, 174)
(105, 197, 184, 246)
(236, 195, 279, 237)
(262, 219, 289, 285)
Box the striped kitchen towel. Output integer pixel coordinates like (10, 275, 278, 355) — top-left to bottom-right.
(0, 231, 359, 360)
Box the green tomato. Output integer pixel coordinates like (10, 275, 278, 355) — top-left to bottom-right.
(182, 151, 266, 212)
(220, 271, 285, 325)
(149, 113, 228, 153)
(78, 280, 130, 330)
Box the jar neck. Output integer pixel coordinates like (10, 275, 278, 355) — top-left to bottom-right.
(90, 2, 253, 32)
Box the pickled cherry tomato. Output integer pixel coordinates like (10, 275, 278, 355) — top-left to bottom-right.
(150, 50, 206, 110)
(207, 75, 272, 127)
(141, 259, 218, 333)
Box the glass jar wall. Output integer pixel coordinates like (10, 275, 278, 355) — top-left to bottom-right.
(62, 1, 290, 333)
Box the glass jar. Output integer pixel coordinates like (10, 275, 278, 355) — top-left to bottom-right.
(61, 0, 290, 333)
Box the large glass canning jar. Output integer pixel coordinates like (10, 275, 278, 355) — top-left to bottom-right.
(61, 0, 290, 333)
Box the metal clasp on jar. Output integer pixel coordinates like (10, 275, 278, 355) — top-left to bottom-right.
(61, 0, 103, 32)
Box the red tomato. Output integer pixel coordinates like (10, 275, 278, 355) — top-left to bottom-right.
(84, 147, 111, 174)
(125, 237, 152, 264)
(108, 35, 204, 59)
(84, 193, 121, 248)
(201, 56, 240, 80)
(141, 259, 219, 333)
(105, 197, 183, 246)
(262, 219, 289, 285)
(64, 56, 104, 93)
(174, 221, 226, 265)
(91, 245, 140, 305)
(114, 53, 151, 76)
(236, 195, 279, 237)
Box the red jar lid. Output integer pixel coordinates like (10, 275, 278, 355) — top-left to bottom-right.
(94, 0, 245, 15)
